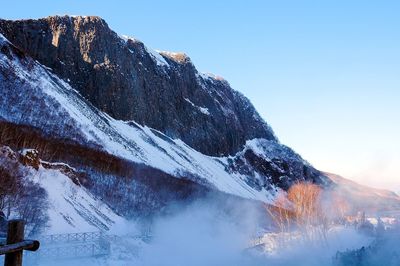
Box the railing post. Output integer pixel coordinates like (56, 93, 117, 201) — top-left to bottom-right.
(4, 220, 25, 266)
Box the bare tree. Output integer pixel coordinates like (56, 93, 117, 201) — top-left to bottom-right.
(0, 151, 48, 235)
(267, 182, 330, 245)
(265, 193, 294, 247)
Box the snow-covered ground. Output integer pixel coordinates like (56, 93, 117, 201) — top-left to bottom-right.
(32, 167, 127, 234)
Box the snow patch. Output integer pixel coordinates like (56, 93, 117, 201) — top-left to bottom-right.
(146, 47, 169, 67)
(199, 72, 226, 81)
(184, 98, 210, 115)
(119, 35, 169, 67)
(19, 148, 38, 157)
(0, 33, 6, 44)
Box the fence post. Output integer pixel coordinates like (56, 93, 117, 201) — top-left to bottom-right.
(4, 220, 25, 266)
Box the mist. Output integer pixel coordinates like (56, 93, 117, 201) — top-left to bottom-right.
(139, 200, 254, 266)
(33, 191, 397, 266)
(118, 196, 374, 266)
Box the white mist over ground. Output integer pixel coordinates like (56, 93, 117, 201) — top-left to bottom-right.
(33, 198, 374, 266)
(263, 227, 372, 266)
(137, 204, 372, 266)
(138, 202, 253, 266)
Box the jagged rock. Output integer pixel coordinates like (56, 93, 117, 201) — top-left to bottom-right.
(0, 15, 276, 156)
(227, 139, 329, 191)
(16, 147, 88, 185)
(19, 148, 40, 170)
(0, 146, 17, 160)
(41, 161, 89, 186)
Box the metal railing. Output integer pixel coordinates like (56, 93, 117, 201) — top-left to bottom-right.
(40, 231, 105, 244)
(25, 231, 115, 263)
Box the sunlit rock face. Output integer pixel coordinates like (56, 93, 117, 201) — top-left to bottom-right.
(0, 15, 276, 156)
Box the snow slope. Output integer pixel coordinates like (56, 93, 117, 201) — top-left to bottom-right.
(0, 145, 125, 234)
(33, 167, 126, 234)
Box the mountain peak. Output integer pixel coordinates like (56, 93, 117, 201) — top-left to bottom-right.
(46, 15, 106, 23)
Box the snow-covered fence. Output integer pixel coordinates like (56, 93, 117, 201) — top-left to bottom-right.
(26, 231, 114, 263)
(34, 242, 110, 259)
(23, 230, 152, 264)
(41, 231, 107, 244)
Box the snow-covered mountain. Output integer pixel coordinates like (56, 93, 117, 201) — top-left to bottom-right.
(0, 15, 277, 157)
(0, 29, 324, 197)
(0, 16, 398, 233)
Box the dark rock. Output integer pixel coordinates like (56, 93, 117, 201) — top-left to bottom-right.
(227, 139, 330, 191)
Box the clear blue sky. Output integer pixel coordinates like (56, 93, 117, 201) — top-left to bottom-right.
(1, 0, 399, 191)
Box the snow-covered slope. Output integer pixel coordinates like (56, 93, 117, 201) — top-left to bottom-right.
(34, 166, 126, 234)
(0, 146, 125, 234)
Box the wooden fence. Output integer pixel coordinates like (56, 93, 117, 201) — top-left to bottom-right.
(0, 220, 40, 266)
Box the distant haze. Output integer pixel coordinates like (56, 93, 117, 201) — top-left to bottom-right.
(1, 0, 399, 191)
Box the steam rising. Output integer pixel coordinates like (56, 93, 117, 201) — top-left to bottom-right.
(36, 193, 397, 266)
(132, 197, 373, 266)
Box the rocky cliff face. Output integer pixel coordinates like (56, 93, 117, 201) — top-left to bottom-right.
(0, 15, 276, 156)
(0, 29, 329, 216)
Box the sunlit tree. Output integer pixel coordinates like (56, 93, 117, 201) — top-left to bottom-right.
(267, 182, 330, 245)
